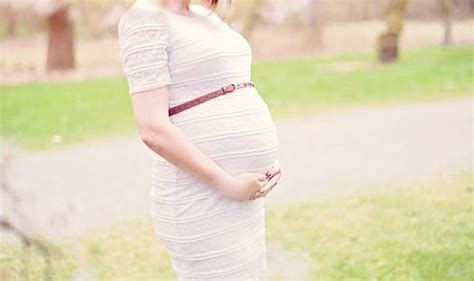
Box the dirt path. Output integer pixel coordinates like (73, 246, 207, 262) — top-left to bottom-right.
(269, 97, 473, 205)
(2, 97, 472, 241)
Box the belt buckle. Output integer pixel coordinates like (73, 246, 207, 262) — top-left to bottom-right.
(222, 84, 236, 93)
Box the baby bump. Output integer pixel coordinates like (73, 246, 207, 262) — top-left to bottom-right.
(170, 87, 279, 176)
(150, 88, 277, 225)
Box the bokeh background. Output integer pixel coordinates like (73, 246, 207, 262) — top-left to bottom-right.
(1, 0, 473, 280)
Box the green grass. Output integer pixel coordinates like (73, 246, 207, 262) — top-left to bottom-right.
(266, 171, 474, 280)
(1, 46, 472, 150)
(0, 220, 175, 280)
(0, 77, 136, 150)
(1, 171, 473, 280)
(254, 45, 473, 116)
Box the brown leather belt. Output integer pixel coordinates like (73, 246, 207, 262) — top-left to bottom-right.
(168, 82, 255, 117)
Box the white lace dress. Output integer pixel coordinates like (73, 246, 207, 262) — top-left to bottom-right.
(117, 1, 279, 280)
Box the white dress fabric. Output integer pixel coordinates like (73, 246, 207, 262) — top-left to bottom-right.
(117, 1, 279, 280)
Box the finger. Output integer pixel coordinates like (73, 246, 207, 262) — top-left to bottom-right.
(261, 170, 282, 191)
(258, 173, 268, 182)
(259, 182, 276, 198)
(264, 163, 279, 177)
(252, 179, 272, 199)
(265, 165, 282, 180)
(265, 170, 281, 185)
(252, 180, 266, 195)
(256, 180, 268, 193)
(256, 183, 274, 198)
(263, 170, 280, 189)
(257, 187, 272, 198)
(259, 170, 282, 193)
(256, 173, 281, 198)
(250, 190, 261, 200)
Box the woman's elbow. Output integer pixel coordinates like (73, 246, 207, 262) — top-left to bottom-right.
(138, 122, 169, 148)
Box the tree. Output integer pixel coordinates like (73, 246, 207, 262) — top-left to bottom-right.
(44, 0, 131, 70)
(241, 0, 264, 40)
(441, 0, 453, 46)
(440, 0, 462, 46)
(3, 2, 17, 37)
(4, 0, 78, 71)
(46, 3, 75, 70)
(3, 0, 131, 71)
(306, 0, 323, 48)
(377, 0, 408, 63)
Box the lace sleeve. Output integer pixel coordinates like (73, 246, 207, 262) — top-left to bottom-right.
(118, 10, 171, 95)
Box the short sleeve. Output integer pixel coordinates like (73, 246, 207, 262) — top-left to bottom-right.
(118, 9, 171, 95)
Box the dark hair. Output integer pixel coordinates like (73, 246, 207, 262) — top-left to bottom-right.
(208, 0, 220, 9)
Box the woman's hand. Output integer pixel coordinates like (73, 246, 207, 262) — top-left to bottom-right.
(218, 172, 268, 201)
(249, 161, 283, 200)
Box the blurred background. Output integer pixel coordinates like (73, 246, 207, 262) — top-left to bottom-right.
(1, 0, 473, 280)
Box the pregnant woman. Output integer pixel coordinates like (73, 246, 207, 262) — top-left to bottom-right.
(117, 0, 282, 279)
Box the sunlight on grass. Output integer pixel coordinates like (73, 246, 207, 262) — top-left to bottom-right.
(266, 170, 474, 280)
(1, 171, 472, 280)
(1, 45, 472, 150)
(0, 220, 175, 280)
(253, 46, 472, 117)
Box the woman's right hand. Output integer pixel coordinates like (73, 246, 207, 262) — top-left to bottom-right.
(217, 172, 268, 201)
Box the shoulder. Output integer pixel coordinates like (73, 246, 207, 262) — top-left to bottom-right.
(189, 3, 212, 14)
(117, 3, 168, 38)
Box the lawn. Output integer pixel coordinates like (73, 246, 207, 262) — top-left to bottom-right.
(266, 170, 474, 280)
(1, 171, 472, 280)
(1, 46, 472, 150)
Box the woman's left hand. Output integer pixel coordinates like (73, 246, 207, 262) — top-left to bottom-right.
(249, 161, 282, 200)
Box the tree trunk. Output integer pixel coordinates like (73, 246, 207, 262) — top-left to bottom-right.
(377, 0, 408, 63)
(378, 32, 399, 63)
(306, 0, 323, 47)
(46, 5, 75, 71)
(4, 3, 17, 38)
(441, 0, 453, 46)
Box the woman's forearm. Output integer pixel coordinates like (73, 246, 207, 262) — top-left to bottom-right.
(140, 121, 233, 193)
